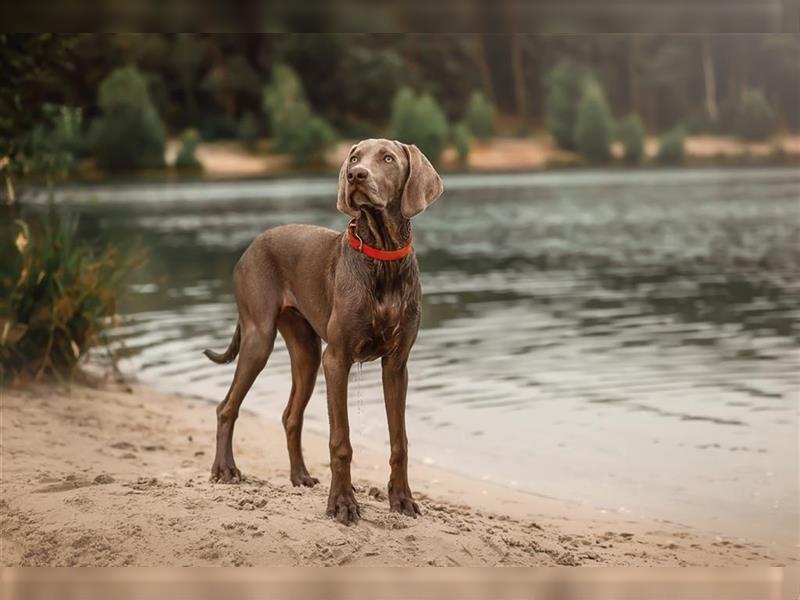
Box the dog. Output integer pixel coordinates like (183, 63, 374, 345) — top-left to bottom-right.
(204, 138, 443, 525)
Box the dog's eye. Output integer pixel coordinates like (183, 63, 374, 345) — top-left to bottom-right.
(384, 155, 393, 163)
(350, 156, 358, 163)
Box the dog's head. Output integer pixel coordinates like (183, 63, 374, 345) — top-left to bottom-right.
(337, 138, 443, 219)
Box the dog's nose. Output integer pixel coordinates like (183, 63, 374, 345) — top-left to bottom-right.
(347, 166, 369, 183)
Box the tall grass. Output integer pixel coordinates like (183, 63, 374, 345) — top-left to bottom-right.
(1, 211, 142, 380)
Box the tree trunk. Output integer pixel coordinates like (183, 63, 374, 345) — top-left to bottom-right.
(701, 37, 718, 122)
(511, 35, 527, 120)
(475, 35, 496, 106)
(517, 35, 542, 122)
(404, 34, 419, 84)
(628, 37, 641, 115)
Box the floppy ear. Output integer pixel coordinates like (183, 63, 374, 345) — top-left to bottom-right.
(336, 145, 358, 217)
(400, 143, 444, 219)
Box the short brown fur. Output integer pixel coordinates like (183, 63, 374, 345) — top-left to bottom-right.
(204, 139, 443, 524)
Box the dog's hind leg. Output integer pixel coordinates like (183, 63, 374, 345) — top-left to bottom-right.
(278, 309, 322, 487)
(211, 319, 277, 483)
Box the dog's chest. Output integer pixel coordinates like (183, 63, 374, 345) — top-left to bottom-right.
(351, 267, 419, 362)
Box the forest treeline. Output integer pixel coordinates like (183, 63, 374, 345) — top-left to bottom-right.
(2, 33, 798, 176)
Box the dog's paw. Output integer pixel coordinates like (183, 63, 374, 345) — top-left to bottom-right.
(290, 471, 320, 488)
(389, 490, 421, 518)
(210, 462, 242, 484)
(327, 491, 361, 525)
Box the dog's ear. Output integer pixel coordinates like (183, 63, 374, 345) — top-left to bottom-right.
(337, 145, 358, 218)
(400, 143, 444, 219)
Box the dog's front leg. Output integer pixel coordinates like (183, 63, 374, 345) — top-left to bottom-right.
(322, 345, 360, 525)
(381, 354, 421, 517)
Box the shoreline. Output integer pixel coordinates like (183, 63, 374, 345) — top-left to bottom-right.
(1, 377, 794, 567)
(12, 134, 800, 189)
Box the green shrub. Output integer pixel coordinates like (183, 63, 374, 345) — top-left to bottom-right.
(198, 114, 238, 141)
(545, 60, 595, 150)
(618, 114, 646, 165)
(735, 90, 776, 141)
(263, 64, 337, 164)
(89, 66, 166, 170)
(24, 105, 84, 176)
(388, 87, 449, 161)
(337, 116, 376, 140)
(174, 128, 202, 169)
(716, 91, 777, 140)
(0, 214, 142, 379)
(237, 112, 261, 150)
(769, 140, 787, 163)
(715, 96, 739, 135)
(337, 47, 404, 125)
(657, 126, 685, 164)
(684, 109, 716, 135)
(389, 88, 416, 143)
(573, 84, 613, 163)
(464, 91, 494, 140)
(451, 122, 471, 163)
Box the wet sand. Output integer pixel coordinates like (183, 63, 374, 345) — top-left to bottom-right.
(0, 379, 793, 567)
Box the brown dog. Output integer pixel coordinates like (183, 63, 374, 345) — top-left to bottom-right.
(204, 139, 443, 525)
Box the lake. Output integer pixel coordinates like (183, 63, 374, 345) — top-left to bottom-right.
(43, 167, 799, 552)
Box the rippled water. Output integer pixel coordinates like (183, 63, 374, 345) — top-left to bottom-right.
(52, 168, 799, 551)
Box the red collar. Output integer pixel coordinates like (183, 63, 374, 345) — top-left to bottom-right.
(347, 220, 413, 261)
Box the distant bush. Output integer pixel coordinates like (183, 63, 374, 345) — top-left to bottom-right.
(451, 122, 471, 164)
(715, 90, 777, 141)
(174, 129, 202, 169)
(715, 96, 739, 135)
(389, 88, 449, 161)
(337, 47, 404, 125)
(657, 126, 685, 164)
(574, 84, 613, 163)
(389, 88, 416, 143)
(464, 91, 494, 140)
(337, 116, 376, 140)
(89, 66, 166, 170)
(263, 64, 337, 164)
(769, 140, 787, 163)
(545, 60, 595, 150)
(735, 90, 776, 141)
(684, 109, 716, 135)
(237, 112, 261, 150)
(198, 114, 239, 141)
(618, 114, 646, 165)
(24, 105, 84, 176)
(0, 214, 141, 379)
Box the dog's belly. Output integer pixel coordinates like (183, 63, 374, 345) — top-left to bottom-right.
(352, 337, 397, 363)
(352, 337, 394, 363)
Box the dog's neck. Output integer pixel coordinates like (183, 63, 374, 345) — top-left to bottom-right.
(352, 206, 411, 251)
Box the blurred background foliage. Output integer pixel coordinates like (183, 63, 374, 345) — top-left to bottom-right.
(1, 32, 798, 178)
(657, 126, 687, 165)
(263, 63, 337, 164)
(618, 114, 646, 165)
(89, 65, 166, 170)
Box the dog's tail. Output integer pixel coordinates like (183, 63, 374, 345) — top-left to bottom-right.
(203, 323, 241, 364)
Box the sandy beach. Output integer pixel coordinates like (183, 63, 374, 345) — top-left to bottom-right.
(1, 377, 792, 567)
(159, 134, 800, 180)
